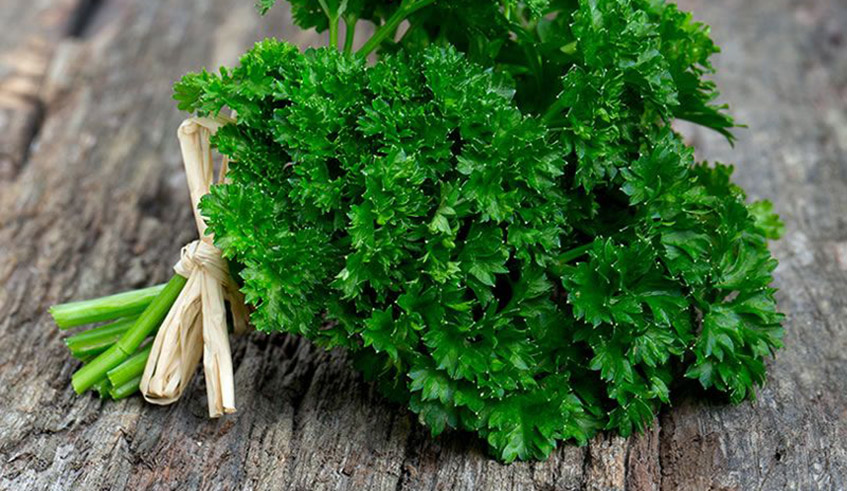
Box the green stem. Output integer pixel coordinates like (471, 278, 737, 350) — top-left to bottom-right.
(357, 0, 436, 57)
(343, 16, 357, 54)
(329, 16, 340, 48)
(72, 275, 187, 394)
(548, 243, 594, 277)
(557, 243, 594, 264)
(50, 284, 165, 329)
(107, 344, 153, 388)
(109, 376, 142, 400)
(66, 316, 139, 359)
(91, 378, 112, 399)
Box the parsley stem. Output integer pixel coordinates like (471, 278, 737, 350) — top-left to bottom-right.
(557, 243, 593, 264)
(65, 316, 139, 359)
(548, 243, 594, 277)
(91, 378, 111, 399)
(50, 284, 165, 329)
(329, 16, 340, 49)
(343, 16, 357, 54)
(357, 0, 436, 57)
(71, 274, 187, 394)
(109, 376, 142, 400)
(107, 344, 153, 389)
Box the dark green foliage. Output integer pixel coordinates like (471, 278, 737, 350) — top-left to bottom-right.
(400, 0, 735, 191)
(178, 42, 600, 461)
(173, 0, 784, 462)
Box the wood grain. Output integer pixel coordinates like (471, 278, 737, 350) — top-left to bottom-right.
(0, 0, 844, 489)
(0, 0, 85, 179)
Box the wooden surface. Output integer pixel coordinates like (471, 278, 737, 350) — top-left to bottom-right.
(0, 0, 845, 489)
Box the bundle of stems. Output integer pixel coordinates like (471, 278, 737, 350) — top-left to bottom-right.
(50, 276, 187, 400)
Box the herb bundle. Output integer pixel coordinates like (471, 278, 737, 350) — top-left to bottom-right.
(51, 0, 784, 462)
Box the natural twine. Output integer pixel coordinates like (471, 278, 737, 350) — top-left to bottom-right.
(140, 117, 249, 417)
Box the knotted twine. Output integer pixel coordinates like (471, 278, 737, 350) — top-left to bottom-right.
(140, 117, 249, 417)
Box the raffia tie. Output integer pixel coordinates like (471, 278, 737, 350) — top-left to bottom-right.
(140, 117, 249, 417)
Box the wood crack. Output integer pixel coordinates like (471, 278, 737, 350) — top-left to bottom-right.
(392, 416, 419, 491)
(66, 0, 104, 39)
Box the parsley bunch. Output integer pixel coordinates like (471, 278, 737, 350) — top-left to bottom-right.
(167, 0, 784, 461)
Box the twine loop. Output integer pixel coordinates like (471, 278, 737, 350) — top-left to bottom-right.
(140, 117, 248, 417)
(174, 239, 228, 281)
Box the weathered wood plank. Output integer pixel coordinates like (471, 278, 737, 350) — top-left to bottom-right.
(667, 1, 847, 489)
(0, 0, 845, 489)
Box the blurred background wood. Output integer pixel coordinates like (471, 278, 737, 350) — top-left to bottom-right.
(0, 0, 844, 489)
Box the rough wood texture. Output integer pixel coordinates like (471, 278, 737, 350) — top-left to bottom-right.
(0, 0, 86, 180)
(0, 0, 844, 489)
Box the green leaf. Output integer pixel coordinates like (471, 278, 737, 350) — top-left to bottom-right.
(749, 200, 785, 240)
(256, 0, 278, 15)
